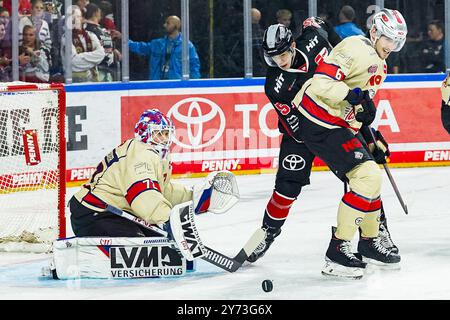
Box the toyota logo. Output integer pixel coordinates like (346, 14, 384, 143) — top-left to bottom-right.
(167, 97, 225, 149)
(282, 154, 306, 171)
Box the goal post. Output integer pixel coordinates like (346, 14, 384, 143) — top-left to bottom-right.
(0, 82, 66, 252)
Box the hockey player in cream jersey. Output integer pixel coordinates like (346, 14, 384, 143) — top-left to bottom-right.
(70, 109, 220, 237)
(290, 9, 407, 278)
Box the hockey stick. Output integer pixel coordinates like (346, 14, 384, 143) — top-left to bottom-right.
(367, 127, 408, 215)
(105, 204, 264, 272)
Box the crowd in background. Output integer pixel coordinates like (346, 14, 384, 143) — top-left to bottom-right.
(0, 0, 121, 83)
(0, 0, 446, 83)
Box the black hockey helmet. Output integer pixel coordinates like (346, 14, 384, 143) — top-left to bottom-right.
(262, 24, 293, 66)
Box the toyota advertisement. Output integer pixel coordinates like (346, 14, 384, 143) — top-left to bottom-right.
(64, 80, 450, 184)
(120, 83, 450, 176)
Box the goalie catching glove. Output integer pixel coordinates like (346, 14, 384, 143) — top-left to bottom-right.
(192, 170, 240, 214)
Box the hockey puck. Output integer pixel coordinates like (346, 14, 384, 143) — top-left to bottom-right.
(262, 279, 273, 292)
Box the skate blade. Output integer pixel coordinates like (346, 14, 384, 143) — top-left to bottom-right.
(363, 257, 401, 270)
(321, 260, 364, 280)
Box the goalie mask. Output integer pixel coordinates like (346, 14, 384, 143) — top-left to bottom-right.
(134, 109, 175, 158)
(262, 24, 294, 67)
(369, 8, 407, 52)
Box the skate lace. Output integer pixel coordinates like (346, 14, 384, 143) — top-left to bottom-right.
(374, 237, 390, 255)
(379, 224, 395, 248)
(340, 241, 357, 260)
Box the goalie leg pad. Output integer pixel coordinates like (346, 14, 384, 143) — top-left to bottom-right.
(50, 237, 187, 279)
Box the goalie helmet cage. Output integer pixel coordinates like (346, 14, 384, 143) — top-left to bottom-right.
(0, 82, 66, 252)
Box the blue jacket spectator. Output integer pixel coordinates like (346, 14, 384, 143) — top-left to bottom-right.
(129, 16, 200, 80)
(334, 5, 365, 39)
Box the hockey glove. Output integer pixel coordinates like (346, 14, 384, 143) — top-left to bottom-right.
(247, 225, 281, 263)
(345, 88, 377, 126)
(360, 126, 390, 164)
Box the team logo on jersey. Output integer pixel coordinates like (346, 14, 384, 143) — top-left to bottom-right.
(355, 217, 363, 225)
(168, 97, 226, 149)
(368, 64, 378, 74)
(282, 154, 306, 171)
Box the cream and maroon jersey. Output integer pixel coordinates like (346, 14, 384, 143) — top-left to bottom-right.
(73, 139, 192, 225)
(292, 35, 387, 130)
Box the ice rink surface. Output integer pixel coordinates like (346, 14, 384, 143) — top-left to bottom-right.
(1, 166, 449, 300)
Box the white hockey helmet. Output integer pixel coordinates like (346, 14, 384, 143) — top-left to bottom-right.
(370, 8, 407, 52)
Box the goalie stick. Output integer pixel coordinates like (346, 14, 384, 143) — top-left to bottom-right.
(105, 204, 264, 273)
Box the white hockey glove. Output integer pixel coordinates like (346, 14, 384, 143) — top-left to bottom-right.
(192, 170, 240, 214)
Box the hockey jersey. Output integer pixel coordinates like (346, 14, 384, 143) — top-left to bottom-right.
(73, 139, 192, 224)
(264, 24, 339, 140)
(292, 35, 387, 130)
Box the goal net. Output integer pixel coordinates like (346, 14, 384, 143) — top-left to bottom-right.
(0, 82, 66, 252)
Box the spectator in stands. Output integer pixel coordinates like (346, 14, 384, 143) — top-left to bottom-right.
(252, 7, 266, 77)
(19, 0, 52, 57)
(129, 15, 200, 80)
(334, 5, 364, 39)
(420, 20, 445, 73)
(73, 0, 89, 16)
(19, 24, 49, 82)
(98, 1, 115, 31)
(276, 9, 292, 29)
(0, 21, 11, 81)
(3, 0, 31, 16)
(61, 5, 105, 82)
(84, 2, 119, 81)
(0, 6, 10, 44)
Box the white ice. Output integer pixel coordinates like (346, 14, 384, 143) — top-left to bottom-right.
(1, 166, 450, 300)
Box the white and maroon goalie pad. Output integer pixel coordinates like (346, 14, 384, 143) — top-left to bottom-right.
(0, 82, 66, 252)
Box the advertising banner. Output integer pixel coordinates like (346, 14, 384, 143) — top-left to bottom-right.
(63, 79, 450, 183)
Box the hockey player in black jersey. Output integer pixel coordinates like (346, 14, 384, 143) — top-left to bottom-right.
(247, 17, 400, 271)
(248, 18, 341, 263)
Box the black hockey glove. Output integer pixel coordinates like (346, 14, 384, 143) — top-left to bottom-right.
(247, 225, 281, 263)
(360, 126, 390, 164)
(345, 88, 377, 126)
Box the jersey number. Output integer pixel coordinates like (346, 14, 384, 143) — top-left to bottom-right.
(368, 75, 382, 86)
(314, 47, 329, 65)
(274, 102, 291, 115)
